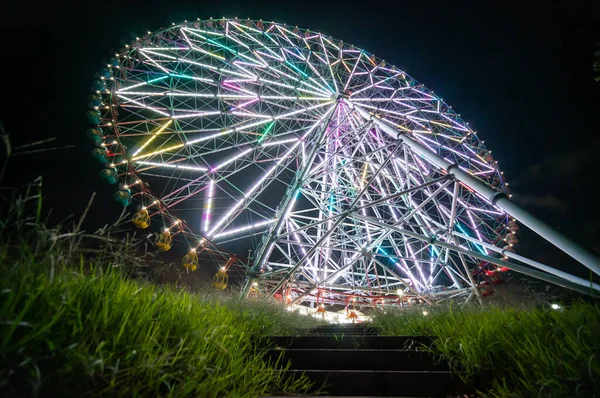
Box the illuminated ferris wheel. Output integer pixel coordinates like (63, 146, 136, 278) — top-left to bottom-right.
(86, 18, 600, 306)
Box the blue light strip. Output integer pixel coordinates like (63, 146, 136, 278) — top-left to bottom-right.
(456, 223, 486, 255)
(376, 245, 397, 264)
(286, 61, 309, 78)
(148, 75, 169, 84)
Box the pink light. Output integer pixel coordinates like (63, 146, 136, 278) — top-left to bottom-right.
(233, 98, 259, 110)
(222, 82, 241, 90)
(222, 81, 256, 96)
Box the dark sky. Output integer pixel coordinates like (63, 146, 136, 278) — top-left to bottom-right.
(2, 0, 600, 277)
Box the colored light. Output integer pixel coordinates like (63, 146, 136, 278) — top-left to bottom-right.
(257, 121, 275, 144)
(456, 222, 486, 255)
(132, 120, 173, 157)
(148, 75, 169, 84)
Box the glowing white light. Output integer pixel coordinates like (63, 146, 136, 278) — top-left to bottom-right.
(171, 111, 222, 119)
(204, 179, 215, 232)
(96, 20, 526, 304)
(213, 219, 274, 239)
(261, 138, 299, 147)
(211, 148, 253, 171)
(207, 104, 335, 237)
(135, 161, 207, 171)
(117, 95, 171, 117)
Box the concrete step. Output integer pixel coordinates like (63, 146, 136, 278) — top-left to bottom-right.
(282, 369, 460, 397)
(270, 335, 432, 350)
(266, 348, 448, 371)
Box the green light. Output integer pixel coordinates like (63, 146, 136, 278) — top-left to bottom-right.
(206, 37, 236, 54)
(148, 75, 169, 84)
(286, 61, 308, 78)
(430, 244, 440, 257)
(257, 121, 275, 144)
(169, 73, 192, 79)
(456, 223, 486, 255)
(327, 192, 334, 211)
(377, 245, 397, 264)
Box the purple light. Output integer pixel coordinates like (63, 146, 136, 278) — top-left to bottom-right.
(233, 98, 259, 110)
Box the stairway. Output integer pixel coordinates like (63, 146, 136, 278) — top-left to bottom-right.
(264, 324, 464, 397)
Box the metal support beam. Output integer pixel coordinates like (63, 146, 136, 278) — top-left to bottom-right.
(353, 213, 600, 297)
(349, 101, 600, 278)
(241, 105, 339, 297)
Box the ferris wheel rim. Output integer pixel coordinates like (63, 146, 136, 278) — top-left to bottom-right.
(86, 18, 521, 299)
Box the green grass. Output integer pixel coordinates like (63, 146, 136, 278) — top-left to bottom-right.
(0, 258, 323, 397)
(372, 302, 600, 397)
(0, 214, 324, 397)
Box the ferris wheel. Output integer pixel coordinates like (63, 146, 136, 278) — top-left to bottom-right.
(86, 18, 600, 306)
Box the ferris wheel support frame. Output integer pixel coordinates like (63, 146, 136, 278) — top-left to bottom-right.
(243, 99, 600, 304)
(350, 101, 600, 287)
(274, 175, 459, 302)
(353, 214, 600, 296)
(281, 211, 599, 305)
(240, 105, 339, 297)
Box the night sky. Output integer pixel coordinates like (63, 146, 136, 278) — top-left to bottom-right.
(2, 0, 600, 279)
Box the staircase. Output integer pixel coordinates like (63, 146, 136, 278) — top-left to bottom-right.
(264, 324, 464, 397)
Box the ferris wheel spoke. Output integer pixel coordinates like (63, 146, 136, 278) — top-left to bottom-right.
(138, 50, 170, 74)
(228, 25, 333, 97)
(116, 94, 171, 117)
(179, 28, 228, 62)
(135, 160, 208, 172)
(206, 143, 301, 237)
(343, 51, 362, 93)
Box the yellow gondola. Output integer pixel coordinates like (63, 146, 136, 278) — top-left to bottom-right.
(212, 270, 228, 290)
(155, 231, 172, 251)
(132, 209, 150, 229)
(182, 251, 199, 272)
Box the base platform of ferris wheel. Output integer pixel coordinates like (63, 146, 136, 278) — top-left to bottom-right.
(262, 324, 468, 397)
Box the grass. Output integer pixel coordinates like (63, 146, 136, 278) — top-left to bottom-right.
(0, 254, 323, 397)
(3, 177, 598, 397)
(371, 302, 600, 397)
(0, 182, 324, 397)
